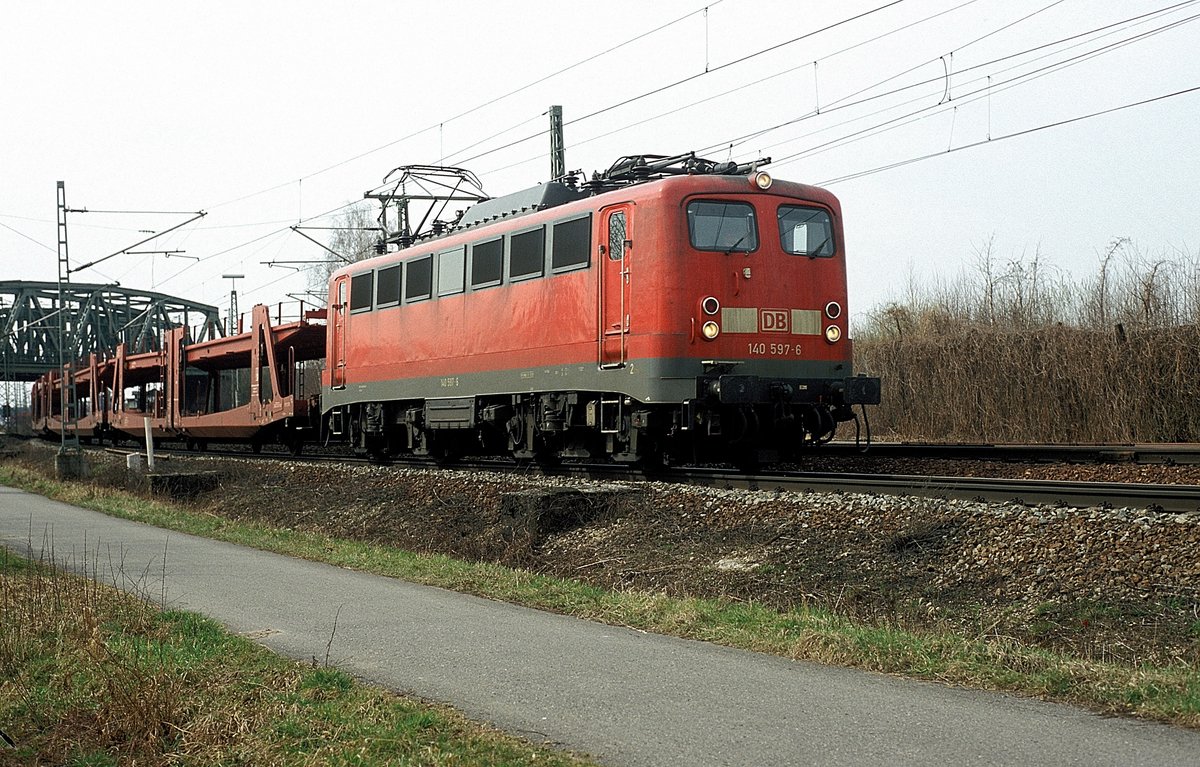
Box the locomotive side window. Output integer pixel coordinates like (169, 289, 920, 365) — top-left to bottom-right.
(551, 214, 591, 271)
(509, 226, 545, 281)
(376, 265, 401, 307)
(350, 271, 374, 313)
(438, 246, 466, 296)
(686, 201, 757, 252)
(778, 206, 835, 257)
(471, 238, 503, 289)
(405, 256, 433, 302)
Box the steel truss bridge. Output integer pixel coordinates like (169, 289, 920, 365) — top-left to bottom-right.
(1, 281, 222, 382)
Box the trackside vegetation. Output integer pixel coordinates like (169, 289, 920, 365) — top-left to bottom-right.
(855, 240, 1200, 442)
(0, 547, 598, 766)
(1, 460, 1197, 732)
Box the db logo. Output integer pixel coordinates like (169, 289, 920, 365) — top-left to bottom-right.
(760, 309, 789, 333)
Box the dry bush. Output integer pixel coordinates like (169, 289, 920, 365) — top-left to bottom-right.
(855, 240, 1200, 442)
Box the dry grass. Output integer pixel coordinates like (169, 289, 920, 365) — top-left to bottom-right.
(855, 239, 1200, 442)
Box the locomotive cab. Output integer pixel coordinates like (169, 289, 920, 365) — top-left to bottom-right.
(602, 168, 880, 463)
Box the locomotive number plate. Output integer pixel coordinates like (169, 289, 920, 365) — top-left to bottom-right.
(747, 342, 803, 356)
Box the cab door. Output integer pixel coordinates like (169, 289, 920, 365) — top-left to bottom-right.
(598, 204, 632, 368)
(330, 276, 348, 388)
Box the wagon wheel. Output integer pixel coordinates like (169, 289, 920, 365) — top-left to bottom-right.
(636, 444, 668, 474)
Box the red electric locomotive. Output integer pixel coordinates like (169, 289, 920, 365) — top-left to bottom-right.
(323, 154, 880, 465)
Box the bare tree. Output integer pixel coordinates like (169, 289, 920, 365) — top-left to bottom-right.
(305, 202, 380, 297)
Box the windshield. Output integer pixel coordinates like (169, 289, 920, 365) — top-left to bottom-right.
(686, 201, 757, 253)
(778, 205, 834, 257)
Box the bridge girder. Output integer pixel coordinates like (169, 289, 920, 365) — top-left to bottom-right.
(0, 281, 222, 381)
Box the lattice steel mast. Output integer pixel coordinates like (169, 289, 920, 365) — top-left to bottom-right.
(56, 181, 81, 454)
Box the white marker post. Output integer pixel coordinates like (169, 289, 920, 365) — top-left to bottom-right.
(143, 416, 156, 472)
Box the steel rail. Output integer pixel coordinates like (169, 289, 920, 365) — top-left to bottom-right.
(824, 441, 1200, 465)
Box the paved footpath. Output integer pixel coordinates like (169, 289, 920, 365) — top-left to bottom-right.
(2, 485, 1198, 766)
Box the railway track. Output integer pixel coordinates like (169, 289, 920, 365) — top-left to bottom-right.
(650, 468, 1200, 514)
(140, 438, 1200, 467)
(119, 441, 1200, 514)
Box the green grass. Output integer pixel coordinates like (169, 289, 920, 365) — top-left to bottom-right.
(2, 463, 1198, 729)
(0, 547, 596, 766)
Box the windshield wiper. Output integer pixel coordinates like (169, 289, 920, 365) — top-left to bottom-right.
(724, 235, 748, 256)
(807, 236, 831, 258)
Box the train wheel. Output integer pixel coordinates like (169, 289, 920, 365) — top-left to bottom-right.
(534, 432, 563, 467)
(802, 405, 837, 445)
(426, 434, 460, 464)
(636, 444, 668, 474)
(364, 437, 389, 462)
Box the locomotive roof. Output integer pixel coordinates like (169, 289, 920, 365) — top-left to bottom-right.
(457, 182, 587, 229)
(334, 171, 839, 280)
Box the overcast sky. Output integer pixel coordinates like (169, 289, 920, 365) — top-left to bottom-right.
(2, 0, 1197, 326)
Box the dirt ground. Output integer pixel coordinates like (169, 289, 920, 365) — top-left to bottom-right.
(6, 437, 1199, 666)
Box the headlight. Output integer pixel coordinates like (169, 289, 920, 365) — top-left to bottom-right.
(701, 321, 720, 340)
(701, 296, 720, 316)
(824, 325, 842, 343)
(824, 301, 842, 319)
(751, 171, 773, 190)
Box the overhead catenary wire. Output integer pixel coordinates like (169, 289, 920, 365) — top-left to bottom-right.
(154, 197, 366, 291)
(751, 10, 1200, 171)
(205, 1, 723, 212)
(480, 0, 988, 177)
(706, 0, 1199, 157)
(812, 85, 1200, 186)
(453, 0, 911, 169)
(481, 0, 1196, 179)
(0, 220, 56, 254)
